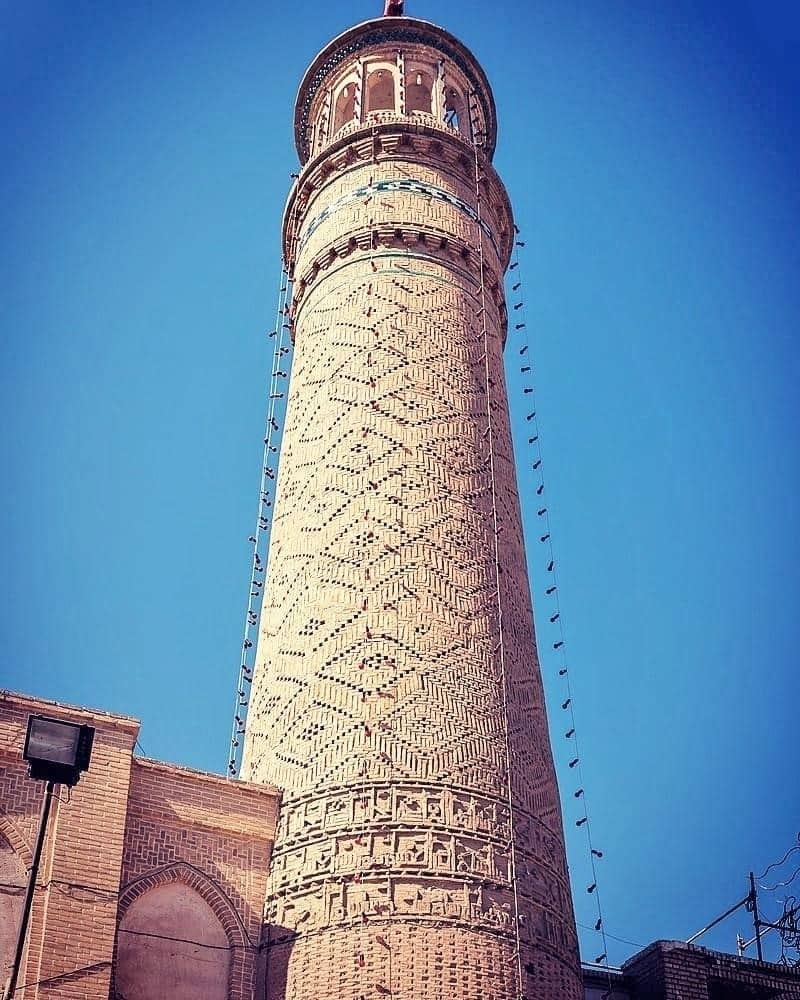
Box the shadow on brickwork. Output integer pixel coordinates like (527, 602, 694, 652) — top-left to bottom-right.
(263, 924, 295, 999)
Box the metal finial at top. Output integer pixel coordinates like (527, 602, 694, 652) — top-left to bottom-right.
(383, 0, 404, 15)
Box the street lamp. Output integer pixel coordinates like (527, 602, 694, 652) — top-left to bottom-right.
(3, 715, 95, 999)
(23, 715, 94, 786)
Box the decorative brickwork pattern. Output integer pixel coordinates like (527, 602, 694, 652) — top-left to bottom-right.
(0, 690, 280, 1000)
(0, 691, 139, 1000)
(113, 757, 280, 999)
(241, 18, 582, 1000)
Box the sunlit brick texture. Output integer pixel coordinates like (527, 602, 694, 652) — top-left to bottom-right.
(0, 690, 279, 1000)
(241, 16, 583, 1000)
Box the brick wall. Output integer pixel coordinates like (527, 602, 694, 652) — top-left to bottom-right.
(0, 690, 138, 1000)
(622, 941, 800, 1000)
(0, 690, 279, 1000)
(114, 756, 280, 999)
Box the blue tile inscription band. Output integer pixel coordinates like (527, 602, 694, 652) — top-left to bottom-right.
(299, 178, 500, 257)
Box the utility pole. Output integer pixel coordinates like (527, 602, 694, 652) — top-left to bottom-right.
(749, 871, 764, 962)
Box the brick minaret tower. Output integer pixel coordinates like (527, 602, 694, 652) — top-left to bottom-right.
(241, 9, 582, 1000)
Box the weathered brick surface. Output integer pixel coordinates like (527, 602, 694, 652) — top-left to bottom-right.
(623, 941, 800, 1000)
(241, 16, 581, 1000)
(0, 690, 279, 1000)
(114, 757, 279, 999)
(0, 690, 138, 1000)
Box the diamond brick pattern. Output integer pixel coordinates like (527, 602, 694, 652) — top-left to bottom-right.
(241, 21, 582, 1000)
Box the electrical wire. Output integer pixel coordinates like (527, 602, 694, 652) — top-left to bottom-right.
(9, 960, 111, 993)
(761, 865, 800, 893)
(116, 926, 242, 951)
(9, 868, 261, 948)
(577, 921, 644, 950)
(758, 835, 800, 880)
(227, 258, 294, 776)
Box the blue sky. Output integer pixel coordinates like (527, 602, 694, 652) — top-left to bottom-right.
(2, 0, 799, 970)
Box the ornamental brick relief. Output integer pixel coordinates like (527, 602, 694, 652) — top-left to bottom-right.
(242, 16, 582, 1000)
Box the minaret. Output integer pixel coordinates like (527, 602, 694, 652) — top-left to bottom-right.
(241, 8, 582, 999)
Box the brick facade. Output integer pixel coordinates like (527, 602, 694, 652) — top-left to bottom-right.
(622, 941, 800, 1000)
(0, 690, 279, 1000)
(0, 691, 138, 999)
(240, 14, 581, 1000)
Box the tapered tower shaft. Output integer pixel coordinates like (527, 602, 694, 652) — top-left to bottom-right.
(241, 15, 582, 1000)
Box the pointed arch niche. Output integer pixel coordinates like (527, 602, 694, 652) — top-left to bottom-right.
(115, 864, 245, 1000)
(405, 64, 435, 115)
(332, 76, 358, 135)
(364, 62, 397, 113)
(444, 84, 469, 138)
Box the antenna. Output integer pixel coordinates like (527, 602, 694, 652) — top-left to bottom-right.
(685, 835, 800, 967)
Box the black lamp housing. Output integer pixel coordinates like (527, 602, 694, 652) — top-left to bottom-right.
(23, 715, 95, 786)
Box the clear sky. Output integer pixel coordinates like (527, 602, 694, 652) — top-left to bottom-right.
(2, 0, 799, 971)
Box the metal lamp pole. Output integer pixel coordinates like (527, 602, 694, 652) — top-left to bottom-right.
(4, 714, 94, 1000)
(3, 780, 56, 1000)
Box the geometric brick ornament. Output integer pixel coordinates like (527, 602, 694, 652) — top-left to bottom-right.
(241, 13, 583, 999)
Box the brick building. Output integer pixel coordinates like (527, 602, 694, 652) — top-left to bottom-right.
(3, 691, 800, 999)
(0, 690, 280, 1000)
(586, 941, 800, 1000)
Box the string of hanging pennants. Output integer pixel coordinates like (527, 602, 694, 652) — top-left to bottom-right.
(508, 229, 616, 989)
(225, 142, 619, 993)
(227, 264, 294, 777)
(355, 128, 390, 985)
(468, 90, 526, 1000)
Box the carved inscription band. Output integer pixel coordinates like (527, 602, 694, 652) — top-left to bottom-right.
(298, 178, 500, 256)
